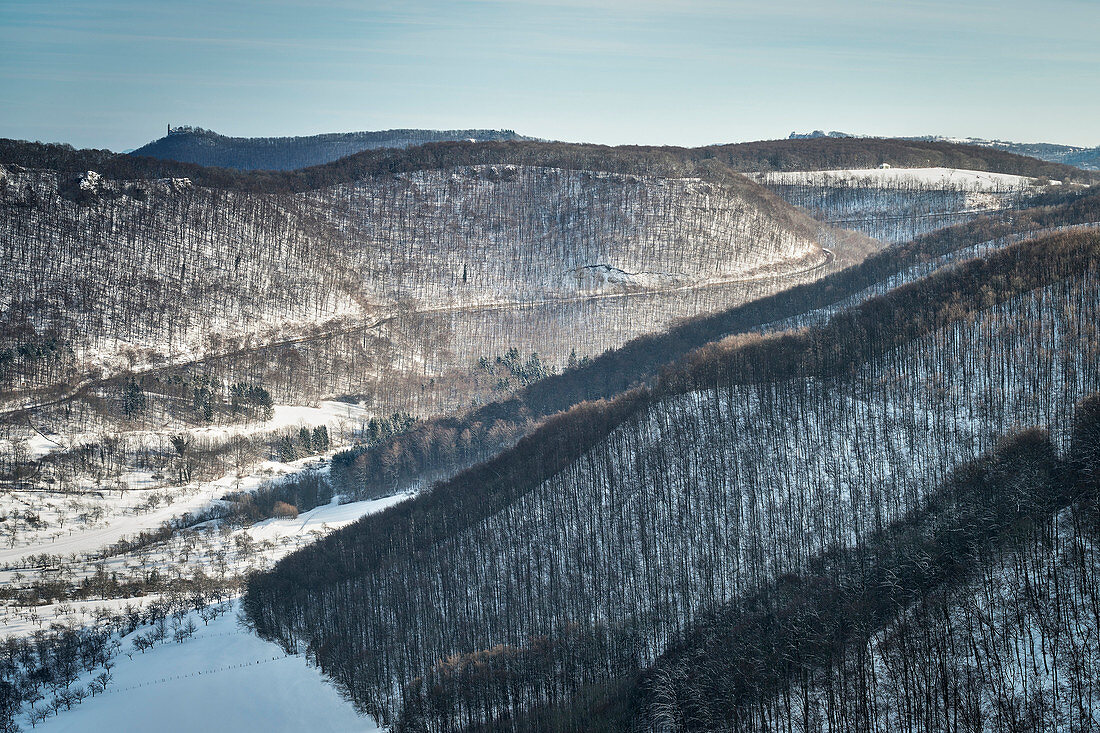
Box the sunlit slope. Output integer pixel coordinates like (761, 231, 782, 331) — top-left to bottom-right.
(0, 142, 832, 413)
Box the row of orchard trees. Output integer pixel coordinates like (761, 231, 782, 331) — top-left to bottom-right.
(244, 231, 1100, 731)
(0, 588, 233, 731)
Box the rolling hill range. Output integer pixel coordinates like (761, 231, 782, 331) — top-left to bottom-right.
(129, 126, 538, 170)
(3, 132, 1099, 733)
(1, 139, 845, 424)
(2, 136, 1081, 453)
(908, 134, 1100, 171)
(794, 130, 1100, 172)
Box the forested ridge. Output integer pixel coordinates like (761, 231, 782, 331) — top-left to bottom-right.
(2, 136, 1091, 195)
(129, 127, 539, 171)
(622, 412, 1100, 732)
(244, 225, 1100, 731)
(327, 185, 1100, 499)
(504, 414, 1100, 732)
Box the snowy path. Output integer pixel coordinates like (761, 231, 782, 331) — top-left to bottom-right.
(245, 491, 410, 545)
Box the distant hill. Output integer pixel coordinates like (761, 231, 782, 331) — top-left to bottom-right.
(715, 137, 1092, 183)
(789, 130, 1100, 171)
(0, 137, 841, 419)
(788, 129, 855, 139)
(129, 126, 540, 170)
(905, 134, 1100, 171)
(6, 135, 1090, 195)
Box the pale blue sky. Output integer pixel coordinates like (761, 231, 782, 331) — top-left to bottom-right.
(2, 0, 1097, 152)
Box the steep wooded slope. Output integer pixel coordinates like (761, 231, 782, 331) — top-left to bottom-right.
(629, 440, 1100, 732)
(130, 126, 537, 170)
(0, 144, 830, 412)
(244, 229, 1100, 730)
(324, 185, 1100, 500)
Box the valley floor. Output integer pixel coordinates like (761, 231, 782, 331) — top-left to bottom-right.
(35, 600, 376, 733)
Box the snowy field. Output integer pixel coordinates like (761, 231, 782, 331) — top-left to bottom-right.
(0, 490, 410, 636)
(750, 166, 1048, 189)
(748, 166, 1050, 243)
(0, 400, 374, 563)
(4, 488, 408, 730)
(36, 601, 378, 733)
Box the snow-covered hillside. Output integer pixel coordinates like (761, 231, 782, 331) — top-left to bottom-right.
(314, 165, 823, 304)
(751, 166, 1048, 243)
(753, 166, 1047, 189)
(751, 505, 1100, 732)
(0, 160, 828, 413)
(245, 243, 1100, 727)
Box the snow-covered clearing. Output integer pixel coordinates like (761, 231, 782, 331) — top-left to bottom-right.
(246, 491, 408, 546)
(0, 390, 411, 646)
(0, 491, 410, 637)
(3, 162, 824, 414)
(0, 455, 305, 567)
(0, 400, 375, 562)
(748, 166, 1050, 243)
(751, 167, 1048, 189)
(36, 601, 378, 733)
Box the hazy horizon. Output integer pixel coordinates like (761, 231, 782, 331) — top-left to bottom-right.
(2, 0, 1098, 152)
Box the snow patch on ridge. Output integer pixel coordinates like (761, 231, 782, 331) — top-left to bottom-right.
(751, 167, 1052, 190)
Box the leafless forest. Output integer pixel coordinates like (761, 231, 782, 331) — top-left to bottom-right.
(2, 136, 1098, 732)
